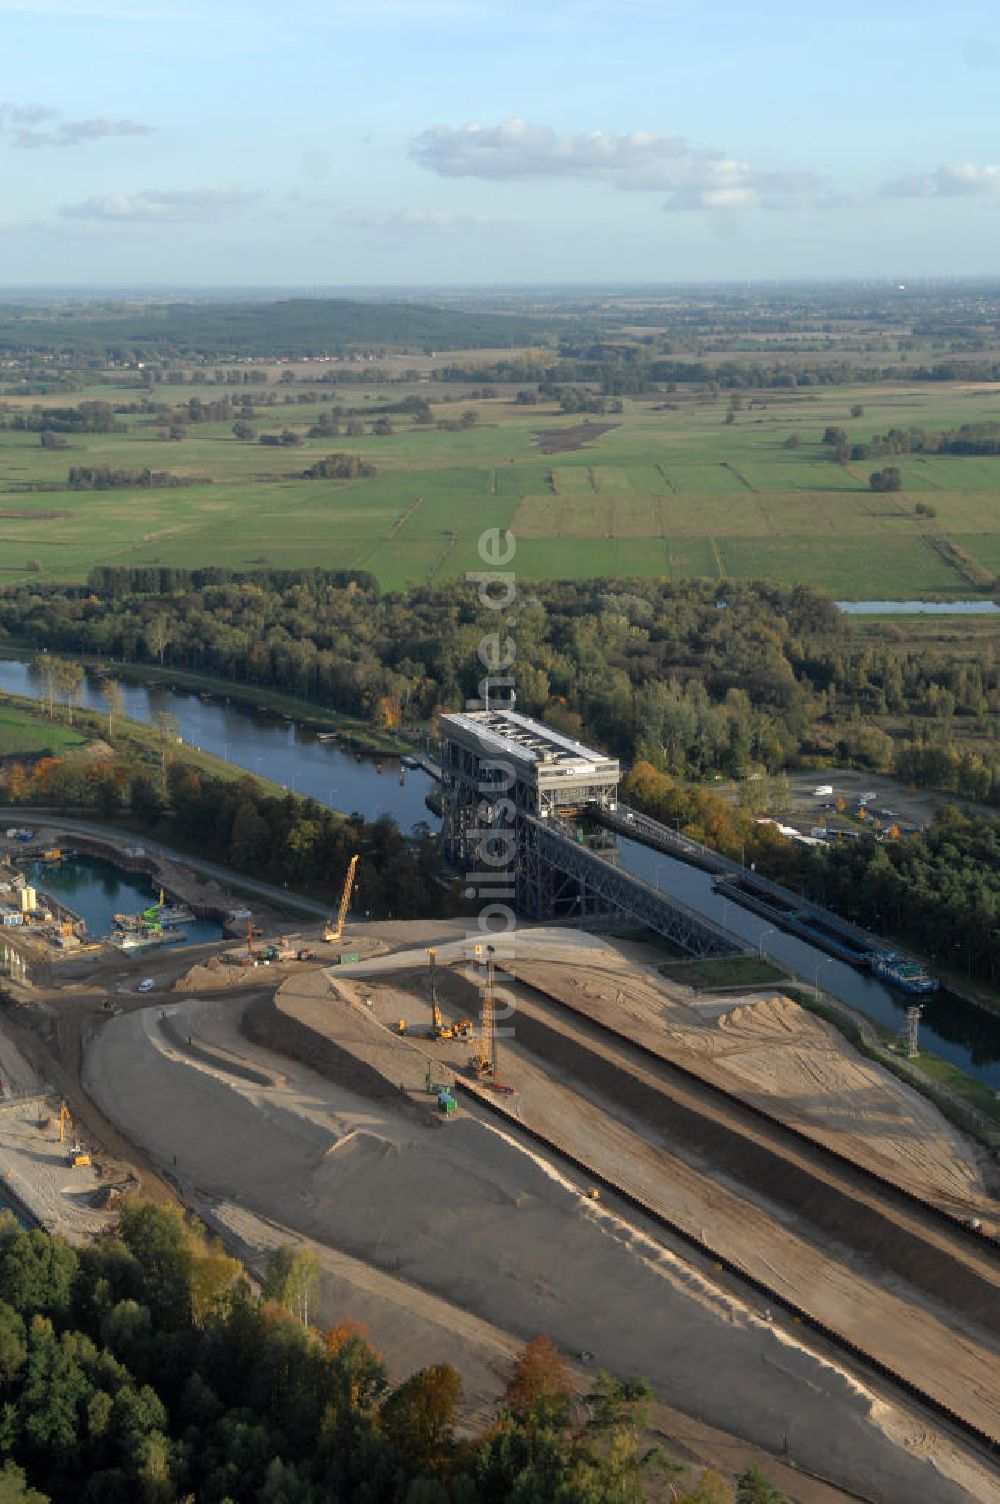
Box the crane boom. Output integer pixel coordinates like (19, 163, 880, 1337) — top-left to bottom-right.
(325, 853, 359, 944)
(473, 947, 494, 1075)
(428, 947, 444, 1035)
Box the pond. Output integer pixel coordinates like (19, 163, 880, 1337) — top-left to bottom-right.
(23, 854, 222, 947)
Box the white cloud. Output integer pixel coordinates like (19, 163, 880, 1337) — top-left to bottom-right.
(60, 188, 258, 222)
(881, 163, 1000, 198)
(0, 102, 154, 148)
(410, 118, 826, 210)
(332, 205, 499, 232)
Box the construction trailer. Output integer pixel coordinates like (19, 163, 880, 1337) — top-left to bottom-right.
(438, 709, 619, 920)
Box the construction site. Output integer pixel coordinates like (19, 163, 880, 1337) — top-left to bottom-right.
(0, 713, 997, 1501)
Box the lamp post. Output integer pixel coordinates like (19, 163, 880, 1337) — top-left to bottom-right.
(758, 926, 777, 960)
(813, 956, 835, 999)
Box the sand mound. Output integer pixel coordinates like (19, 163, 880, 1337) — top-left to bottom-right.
(714, 995, 803, 1033)
(74, 739, 115, 762)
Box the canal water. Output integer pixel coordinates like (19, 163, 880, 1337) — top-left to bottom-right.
(836, 600, 1000, 615)
(0, 658, 435, 830)
(3, 653, 999, 1082)
(617, 836, 1000, 1088)
(24, 855, 222, 947)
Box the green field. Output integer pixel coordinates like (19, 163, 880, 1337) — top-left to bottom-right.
(2, 376, 1000, 595)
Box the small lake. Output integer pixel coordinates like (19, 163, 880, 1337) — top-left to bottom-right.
(837, 600, 1000, 615)
(24, 854, 222, 946)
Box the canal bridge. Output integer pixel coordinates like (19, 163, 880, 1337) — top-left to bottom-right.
(437, 710, 742, 958)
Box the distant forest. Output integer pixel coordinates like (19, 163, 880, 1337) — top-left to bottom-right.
(0, 299, 558, 358)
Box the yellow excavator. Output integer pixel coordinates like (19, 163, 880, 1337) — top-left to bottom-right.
(324, 853, 359, 944)
(58, 1100, 91, 1168)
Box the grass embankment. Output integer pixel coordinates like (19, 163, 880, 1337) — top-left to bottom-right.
(0, 644, 405, 755)
(659, 954, 789, 989)
(0, 702, 86, 758)
(0, 690, 293, 802)
(785, 986, 1000, 1150)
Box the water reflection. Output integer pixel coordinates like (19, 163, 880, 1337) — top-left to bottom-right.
(24, 856, 221, 946)
(0, 658, 434, 829)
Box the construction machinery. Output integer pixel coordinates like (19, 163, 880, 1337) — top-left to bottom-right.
(324, 853, 359, 944)
(427, 948, 472, 1042)
(471, 944, 494, 1078)
(57, 1100, 91, 1168)
(428, 948, 452, 1039)
(469, 943, 514, 1092)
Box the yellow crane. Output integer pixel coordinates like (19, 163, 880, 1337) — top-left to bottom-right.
(472, 944, 494, 1077)
(324, 853, 359, 944)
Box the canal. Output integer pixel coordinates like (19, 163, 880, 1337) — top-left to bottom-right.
(3, 654, 999, 1083)
(0, 658, 435, 830)
(617, 836, 1000, 1088)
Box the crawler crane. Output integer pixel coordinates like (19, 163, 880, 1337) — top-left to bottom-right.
(324, 854, 359, 944)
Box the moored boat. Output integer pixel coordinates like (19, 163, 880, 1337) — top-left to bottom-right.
(868, 950, 939, 993)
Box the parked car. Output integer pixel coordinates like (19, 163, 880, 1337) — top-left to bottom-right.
(136, 977, 155, 993)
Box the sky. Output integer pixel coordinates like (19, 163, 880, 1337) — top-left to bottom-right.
(1, 0, 999, 286)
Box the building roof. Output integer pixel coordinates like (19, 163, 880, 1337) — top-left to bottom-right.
(440, 709, 617, 773)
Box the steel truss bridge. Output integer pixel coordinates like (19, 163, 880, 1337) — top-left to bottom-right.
(519, 814, 742, 959)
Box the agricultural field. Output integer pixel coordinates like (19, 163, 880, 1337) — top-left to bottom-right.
(2, 369, 1000, 596)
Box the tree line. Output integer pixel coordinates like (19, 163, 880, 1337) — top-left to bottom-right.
(824, 419, 1000, 462)
(66, 468, 205, 492)
(0, 732, 448, 921)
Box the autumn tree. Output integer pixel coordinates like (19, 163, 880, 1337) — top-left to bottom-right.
(501, 1335, 572, 1428)
(145, 615, 171, 668)
(380, 1363, 462, 1473)
(676, 1469, 734, 1503)
(51, 660, 83, 725)
(27, 657, 57, 720)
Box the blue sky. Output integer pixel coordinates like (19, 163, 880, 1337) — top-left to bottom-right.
(1, 0, 998, 285)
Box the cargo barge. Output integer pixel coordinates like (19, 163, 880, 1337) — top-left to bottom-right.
(713, 872, 938, 991)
